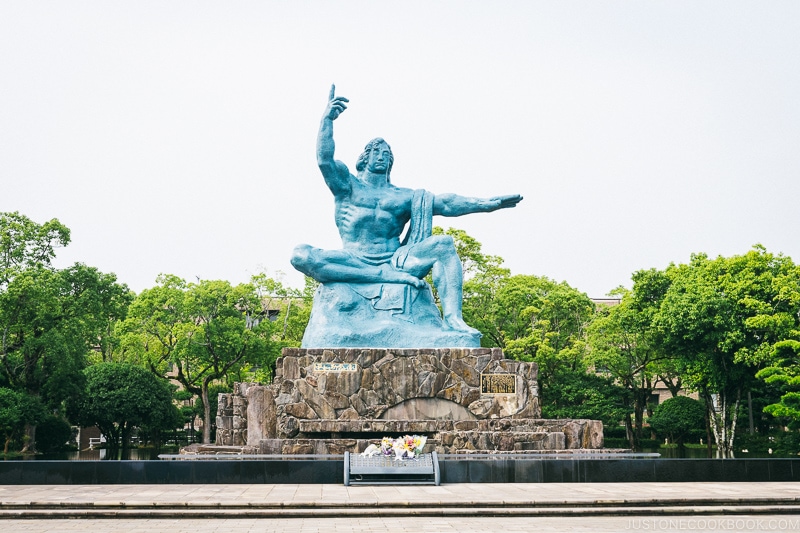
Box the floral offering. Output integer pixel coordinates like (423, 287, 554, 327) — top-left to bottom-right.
(361, 434, 427, 460)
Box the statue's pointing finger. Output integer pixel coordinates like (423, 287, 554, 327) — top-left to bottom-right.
(326, 85, 349, 120)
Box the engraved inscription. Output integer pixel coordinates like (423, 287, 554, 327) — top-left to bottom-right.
(313, 362, 359, 372)
(481, 373, 516, 394)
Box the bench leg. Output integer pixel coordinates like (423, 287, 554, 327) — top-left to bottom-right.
(344, 451, 350, 486)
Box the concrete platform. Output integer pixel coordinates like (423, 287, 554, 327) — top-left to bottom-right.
(1, 482, 799, 517)
(2, 482, 800, 532)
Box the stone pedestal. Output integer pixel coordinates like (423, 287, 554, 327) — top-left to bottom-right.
(212, 348, 604, 455)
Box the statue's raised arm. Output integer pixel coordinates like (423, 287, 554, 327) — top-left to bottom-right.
(317, 84, 351, 196)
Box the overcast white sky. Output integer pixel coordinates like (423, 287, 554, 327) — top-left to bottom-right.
(2, 1, 799, 298)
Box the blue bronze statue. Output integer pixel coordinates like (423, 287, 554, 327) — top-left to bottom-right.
(291, 86, 522, 348)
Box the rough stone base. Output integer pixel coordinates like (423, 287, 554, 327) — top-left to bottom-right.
(208, 348, 605, 455)
(256, 417, 602, 455)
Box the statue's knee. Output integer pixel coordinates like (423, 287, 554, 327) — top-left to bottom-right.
(290, 244, 313, 270)
(433, 235, 456, 254)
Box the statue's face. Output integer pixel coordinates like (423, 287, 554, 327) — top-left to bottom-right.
(366, 143, 392, 174)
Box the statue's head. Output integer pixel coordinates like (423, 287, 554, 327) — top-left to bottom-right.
(356, 138, 394, 179)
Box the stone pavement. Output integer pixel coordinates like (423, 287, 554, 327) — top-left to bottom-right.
(1, 482, 799, 532)
(5, 515, 800, 533)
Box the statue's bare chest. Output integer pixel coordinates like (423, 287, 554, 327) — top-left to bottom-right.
(347, 186, 411, 219)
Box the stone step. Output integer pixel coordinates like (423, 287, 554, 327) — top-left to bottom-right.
(2, 503, 798, 519)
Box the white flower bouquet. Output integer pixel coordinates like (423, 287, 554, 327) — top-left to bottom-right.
(361, 434, 427, 460)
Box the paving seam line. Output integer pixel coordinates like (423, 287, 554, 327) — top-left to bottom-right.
(3, 505, 800, 519)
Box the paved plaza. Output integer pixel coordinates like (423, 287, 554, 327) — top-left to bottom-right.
(1, 482, 799, 532)
(6, 515, 800, 533)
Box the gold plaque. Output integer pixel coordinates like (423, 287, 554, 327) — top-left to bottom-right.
(480, 373, 516, 394)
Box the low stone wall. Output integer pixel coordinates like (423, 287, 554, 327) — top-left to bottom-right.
(252, 417, 602, 455)
(6, 458, 800, 484)
(214, 348, 603, 454)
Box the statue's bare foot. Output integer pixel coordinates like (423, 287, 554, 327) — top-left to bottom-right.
(443, 315, 481, 335)
(379, 265, 427, 289)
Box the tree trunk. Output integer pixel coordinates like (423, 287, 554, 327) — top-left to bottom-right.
(20, 423, 36, 453)
(632, 388, 651, 450)
(705, 389, 741, 458)
(201, 383, 211, 444)
(624, 414, 635, 450)
(121, 423, 131, 451)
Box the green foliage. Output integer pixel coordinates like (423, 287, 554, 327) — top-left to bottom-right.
(587, 269, 675, 449)
(465, 272, 595, 380)
(117, 275, 278, 443)
(735, 431, 800, 457)
(0, 387, 46, 453)
(35, 414, 73, 452)
(432, 227, 508, 281)
(541, 371, 630, 426)
(67, 363, 180, 450)
(757, 340, 800, 428)
(251, 272, 316, 376)
(446, 227, 608, 426)
(0, 212, 132, 453)
(432, 226, 509, 329)
(0, 264, 131, 409)
(654, 246, 800, 456)
(0, 211, 70, 288)
(649, 396, 706, 446)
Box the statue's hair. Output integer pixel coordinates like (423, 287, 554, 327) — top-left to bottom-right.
(355, 138, 394, 177)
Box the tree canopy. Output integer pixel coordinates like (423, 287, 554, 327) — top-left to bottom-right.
(67, 362, 180, 450)
(0, 212, 131, 452)
(654, 246, 800, 456)
(587, 269, 675, 449)
(648, 395, 706, 447)
(117, 275, 278, 443)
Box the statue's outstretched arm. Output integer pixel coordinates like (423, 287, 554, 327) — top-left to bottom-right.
(433, 193, 523, 217)
(317, 84, 351, 196)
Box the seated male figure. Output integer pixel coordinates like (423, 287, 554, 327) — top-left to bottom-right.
(291, 86, 522, 334)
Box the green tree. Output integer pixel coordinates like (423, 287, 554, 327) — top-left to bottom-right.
(649, 396, 706, 447)
(448, 228, 613, 424)
(35, 414, 73, 453)
(440, 226, 512, 348)
(432, 227, 509, 282)
(116, 273, 187, 374)
(67, 363, 180, 451)
(655, 246, 799, 457)
(181, 279, 275, 442)
(756, 340, 800, 427)
(588, 269, 676, 450)
(0, 387, 46, 453)
(0, 213, 131, 451)
(0, 264, 131, 450)
(250, 272, 314, 377)
(483, 275, 595, 380)
(118, 276, 277, 443)
(0, 211, 70, 288)
(542, 371, 630, 426)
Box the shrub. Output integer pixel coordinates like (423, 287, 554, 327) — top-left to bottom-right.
(36, 415, 73, 452)
(649, 396, 706, 446)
